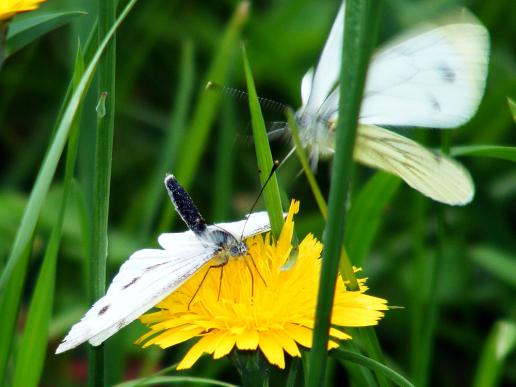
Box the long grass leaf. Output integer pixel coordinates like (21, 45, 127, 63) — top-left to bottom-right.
(6, 11, 86, 56)
(345, 172, 400, 266)
(331, 349, 414, 387)
(308, 1, 382, 385)
(11, 44, 85, 387)
(89, 0, 117, 384)
(451, 145, 516, 162)
(242, 46, 284, 237)
(0, 0, 139, 296)
(473, 320, 516, 387)
(0, 241, 32, 385)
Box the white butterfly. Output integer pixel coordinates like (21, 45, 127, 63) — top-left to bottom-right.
(292, 2, 489, 205)
(56, 175, 271, 354)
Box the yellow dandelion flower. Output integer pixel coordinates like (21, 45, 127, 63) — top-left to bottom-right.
(137, 200, 388, 369)
(0, 0, 46, 22)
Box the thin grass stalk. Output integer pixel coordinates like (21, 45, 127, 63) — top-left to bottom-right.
(0, 5, 139, 382)
(89, 0, 116, 384)
(288, 109, 387, 385)
(11, 44, 84, 387)
(307, 1, 382, 385)
(242, 46, 283, 237)
(286, 109, 327, 218)
(331, 349, 414, 387)
(0, 0, 138, 299)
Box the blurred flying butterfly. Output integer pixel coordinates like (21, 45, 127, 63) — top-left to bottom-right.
(286, 2, 489, 205)
(56, 175, 271, 354)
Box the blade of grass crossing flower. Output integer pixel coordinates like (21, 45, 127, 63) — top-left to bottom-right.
(0, 241, 32, 385)
(12, 45, 85, 387)
(0, 0, 139, 296)
(344, 172, 400, 266)
(331, 349, 414, 387)
(242, 46, 283, 237)
(89, 0, 117, 384)
(6, 11, 86, 56)
(286, 109, 327, 218)
(473, 320, 516, 387)
(308, 1, 382, 385)
(158, 1, 249, 231)
(138, 40, 195, 237)
(288, 108, 386, 384)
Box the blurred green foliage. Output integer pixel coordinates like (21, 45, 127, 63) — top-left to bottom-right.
(0, 0, 515, 386)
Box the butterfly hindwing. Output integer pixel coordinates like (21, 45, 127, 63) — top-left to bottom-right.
(354, 125, 474, 205)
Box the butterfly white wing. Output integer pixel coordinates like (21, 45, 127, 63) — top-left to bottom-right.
(303, 2, 345, 115)
(301, 68, 314, 106)
(56, 240, 215, 353)
(354, 125, 474, 205)
(211, 211, 272, 240)
(358, 22, 489, 128)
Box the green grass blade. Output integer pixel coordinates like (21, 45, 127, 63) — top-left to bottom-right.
(331, 349, 414, 387)
(89, 0, 117, 384)
(115, 375, 238, 387)
(242, 45, 284, 237)
(507, 97, 516, 123)
(286, 109, 327, 218)
(345, 172, 400, 266)
(6, 11, 86, 56)
(473, 320, 516, 387)
(450, 145, 516, 162)
(158, 1, 249, 231)
(307, 1, 382, 385)
(0, 241, 32, 385)
(11, 45, 85, 387)
(138, 40, 195, 237)
(0, 0, 139, 296)
(470, 245, 516, 287)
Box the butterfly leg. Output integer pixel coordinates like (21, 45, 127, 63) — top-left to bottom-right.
(188, 261, 227, 310)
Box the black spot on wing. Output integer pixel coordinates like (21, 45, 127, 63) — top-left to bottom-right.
(98, 305, 110, 315)
(437, 63, 455, 83)
(430, 95, 441, 112)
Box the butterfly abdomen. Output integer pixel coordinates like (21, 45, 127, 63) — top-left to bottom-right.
(165, 175, 207, 236)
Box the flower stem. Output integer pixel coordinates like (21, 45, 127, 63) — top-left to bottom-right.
(232, 350, 270, 387)
(307, 1, 382, 385)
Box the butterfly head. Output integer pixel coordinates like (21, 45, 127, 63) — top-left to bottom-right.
(229, 240, 248, 257)
(293, 109, 336, 167)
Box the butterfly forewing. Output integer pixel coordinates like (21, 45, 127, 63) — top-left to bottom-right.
(359, 23, 489, 128)
(55, 245, 215, 353)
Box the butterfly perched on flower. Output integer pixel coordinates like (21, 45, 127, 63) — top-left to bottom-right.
(56, 175, 271, 353)
(284, 3, 489, 205)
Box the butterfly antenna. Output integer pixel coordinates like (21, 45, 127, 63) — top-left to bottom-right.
(206, 81, 289, 114)
(239, 160, 280, 241)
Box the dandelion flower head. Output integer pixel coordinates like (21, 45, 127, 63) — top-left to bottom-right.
(137, 200, 388, 369)
(0, 0, 46, 21)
